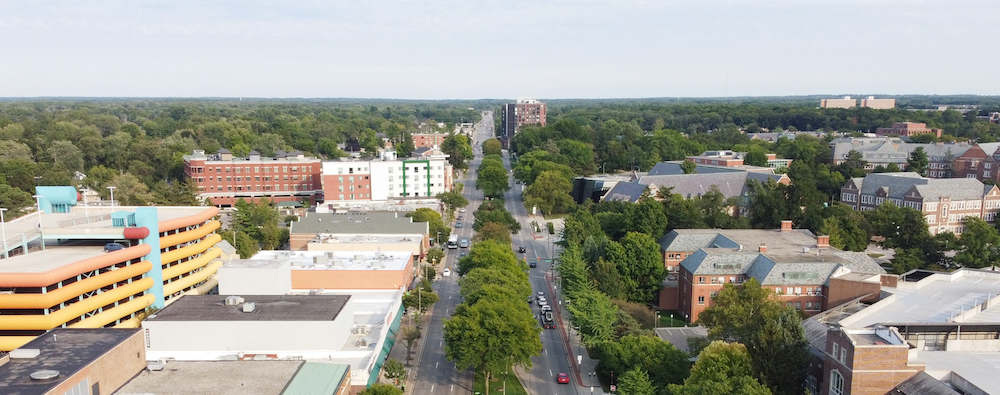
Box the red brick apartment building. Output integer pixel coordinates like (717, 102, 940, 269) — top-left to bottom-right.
(875, 122, 942, 138)
(951, 142, 1000, 183)
(840, 172, 1000, 235)
(658, 223, 885, 322)
(411, 133, 447, 149)
(184, 149, 323, 206)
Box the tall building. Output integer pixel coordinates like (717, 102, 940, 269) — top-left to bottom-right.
(840, 172, 1000, 235)
(0, 187, 224, 351)
(821, 96, 857, 109)
(860, 96, 895, 109)
(501, 97, 547, 147)
(183, 149, 323, 206)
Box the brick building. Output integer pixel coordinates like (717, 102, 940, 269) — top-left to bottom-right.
(840, 172, 1000, 235)
(951, 142, 1000, 183)
(183, 149, 323, 206)
(686, 150, 793, 170)
(875, 122, 943, 139)
(411, 133, 447, 149)
(320, 150, 452, 206)
(658, 224, 884, 322)
(829, 137, 972, 177)
(500, 97, 547, 147)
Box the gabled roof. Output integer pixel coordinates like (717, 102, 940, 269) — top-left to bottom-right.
(659, 230, 740, 252)
(891, 371, 960, 395)
(602, 181, 649, 203)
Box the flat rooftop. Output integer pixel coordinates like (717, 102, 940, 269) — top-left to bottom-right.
(845, 270, 1000, 327)
(291, 212, 428, 235)
(0, 245, 108, 273)
(248, 250, 411, 271)
(146, 295, 351, 322)
(0, 328, 140, 395)
(116, 361, 305, 395)
(920, 350, 1000, 395)
(310, 234, 423, 245)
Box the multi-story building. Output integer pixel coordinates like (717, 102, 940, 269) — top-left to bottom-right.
(875, 122, 943, 139)
(951, 142, 1000, 183)
(840, 172, 1000, 235)
(289, 211, 429, 255)
(183, 149, 323, 206)
(859, 96, 895, 109)
(501, 97, 547, 147)
(829, 137, 972, 177)
(321, 150, 452, 205)
(411, 133, 447, 149)
(220, 250, 416, 292)
(804, 268, 1000, 395)
(821, 96, 857, 109)
(657, 224, 885, 322)
(0, 187, 224, 351)
(686, 150, 793, 170)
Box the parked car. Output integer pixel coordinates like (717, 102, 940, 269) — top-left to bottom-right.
(541, 305, 552, 312)
(557, 373, 570, 384)
(443, 268, 451, 277)
(456, 222, 463, 228)
(459, 208, 466, 213)
(457, 215, 464, 220)
(104, 243, 125, 253)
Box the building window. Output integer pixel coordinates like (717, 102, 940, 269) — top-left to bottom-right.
(840, 348, 847, 364)
(832, 343, 839, 357)
(698, 277, 705, 284)
(697, 296, 705, 305)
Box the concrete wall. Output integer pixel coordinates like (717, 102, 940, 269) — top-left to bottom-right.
(945, 339, 1000, 352)
(218, 262, 292, 295)
(291, 264, 413, 290)
(50, 330, 146, 395)
(143, 313, 353, 355)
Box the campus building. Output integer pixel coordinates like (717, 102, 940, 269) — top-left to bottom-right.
(875, 122, 943, 139)
(183, 149, 323, 206)
(0, 187, 224, 351)
(840, 172, 1000, 235)
(686, 150, 793, 170)
(804, 268, 1000, 395)
(411, 133, 447, 149)
(658, 223, 885, 322)
(860, 96, 895, 109)
(319, 151, 453, 207)
(821, 96, 857, 109)
(829, 137, 972, 177)
(288, 211, 429, 255)
(950, 142, 1000, 183)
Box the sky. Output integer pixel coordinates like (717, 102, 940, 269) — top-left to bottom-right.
(1, 0, 998, 99)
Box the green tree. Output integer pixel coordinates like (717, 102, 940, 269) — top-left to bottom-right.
(476, 157, 510, 198)
(104, 173, 155, 206)
(436, 191, 469, 213)
(627, 197, 668, 240)
(743, 146, 769, 167)
(443, 298, 542, 395)
(659, 188, 707, 230)
(680, 159, 697, 174)
(955, 217, 1000, 268)
(566, 283, 618, 345)
(401, 326, 420, 365)
(907, 147, 929, 176)
(524, 170, 575, 215)
(593, 335, 690, 390)
(472, 200, 521, 234)
(357, 383, 402, 395)
(442, 133, 474, 171)
(426, 247, 444, 264)
(0, 140, 34, 162)
(483, 138, 502, 156)
(890, 248, 927, 274)
(407, 208, 450, 246)
(842, 149, 867, 174)
(670, 341, 772, 395)
(617, 368, 655, 395)
(45, 140, 85, 173)
(698, 278, 808, 395)
(560, 208, 606, 248)
(382, 358, 408, 386)
(603, 232, 667, 303)
(402, 287, 439, 313)
(457, 240, 521, 276)
(0, 184, 34, 218)
(460, 267, 531, 303)
(473, 222, 513, 244)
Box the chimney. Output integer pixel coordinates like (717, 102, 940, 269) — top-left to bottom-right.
(780, 220, 793, 232)
(817, 235, 830, 249)
(759, 243, 767, 253)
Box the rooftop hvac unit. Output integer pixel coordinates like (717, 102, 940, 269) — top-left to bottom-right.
(313, 255, 328, 265)
(354, 254, 365, 261)
(242, 302, 256, 313)
(358, 338, 368, 347)
(225, 296, 245, 306)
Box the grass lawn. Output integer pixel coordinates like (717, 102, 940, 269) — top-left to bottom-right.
(657, 310, 691, 327)
(473, 368, 528, 395)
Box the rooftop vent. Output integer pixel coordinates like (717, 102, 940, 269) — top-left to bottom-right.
(225, 296, 244, 306)
(242, 302, 256, 313)
(30, 370, 60, 380)
(9, 349, 40, 359)
(147, 360, 167, 371)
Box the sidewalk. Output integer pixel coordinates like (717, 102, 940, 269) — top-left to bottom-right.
(392, 257, 444, 395)
(546, 273, 604, 393)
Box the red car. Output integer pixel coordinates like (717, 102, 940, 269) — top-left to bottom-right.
(557, 373, 570, 384)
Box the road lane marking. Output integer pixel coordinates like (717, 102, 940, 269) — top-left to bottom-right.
(451, 385, 454, 392)
(431, 385, 435, 392)
(436, 362, 439, 369)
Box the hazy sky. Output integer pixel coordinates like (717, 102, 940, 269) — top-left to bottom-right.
(2, 0, 997, 99)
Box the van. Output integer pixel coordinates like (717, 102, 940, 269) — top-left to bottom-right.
(460, 239, 469, 248)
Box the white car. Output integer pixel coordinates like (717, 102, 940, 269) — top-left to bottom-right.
(443, 268, 451, 277)
(541, 305, 552, 312)
(459, 208, 467, 213)
(538, 300, 548, 307)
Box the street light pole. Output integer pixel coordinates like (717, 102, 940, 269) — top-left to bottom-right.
(107, 186, 117, 207)
(1, 208, 8, 258)
(31, 195, 42, 229)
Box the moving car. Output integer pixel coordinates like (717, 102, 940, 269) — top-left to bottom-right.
(442, 268, 451, 277)
(557, 373, 570, 384)
(460, 239, 469, 248)
(459, 208, 466, 213)
(542, 311, 556, 329)
(518, 246, 526, 253)
(541, 305, 552, 312)
(456, 222, 463, 228)
(457, 215, 464, 220)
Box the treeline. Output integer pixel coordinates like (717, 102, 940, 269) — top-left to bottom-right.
(0, 99, 482, 215)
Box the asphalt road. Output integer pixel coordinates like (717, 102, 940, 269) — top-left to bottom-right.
(410, 111, 492, 395)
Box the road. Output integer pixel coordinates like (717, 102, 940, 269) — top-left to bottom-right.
(410, 111, 492, 395)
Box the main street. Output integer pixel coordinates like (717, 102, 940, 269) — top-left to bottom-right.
(409, 112, 491, 395)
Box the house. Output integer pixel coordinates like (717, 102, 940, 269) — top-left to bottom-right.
(840, 172, 1000, 235)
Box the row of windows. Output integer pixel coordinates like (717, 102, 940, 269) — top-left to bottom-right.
(697, 276, 744, 285)
(196, 175, 313, 183)
(777, 286, 823, 296)
(195, 165, 314, 174)
(198, 184, 314, 192)
(786, 301, 821, 310)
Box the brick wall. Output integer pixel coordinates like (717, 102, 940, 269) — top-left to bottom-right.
(826, 278, 881, 310)
(49, 330, 146, 395)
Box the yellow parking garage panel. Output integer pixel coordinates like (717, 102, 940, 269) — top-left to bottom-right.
(160, 234, 222, 265)
(0, 261, 152, 309)
(69, 293, 155, 329)
(163, 260, 223, 296)
(0, 278, 154, 331)
(159, 220, 221, 249)
(161, 248, 222, 280)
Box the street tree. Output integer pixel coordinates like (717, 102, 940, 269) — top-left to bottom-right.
(456, 240, 520, 276)
(426, 248, 444, 264)
(436, 191, 469, 213)
(483, 138, 502, 156)
(357, 383, 402, 395)
(407, 208, 450, 246)
(603, 232, 668, 303)
(669, 341, 772, 395)
(400, 326, 420, 365)
(402, 287, 439, 314)
(566, 283, 619, 345)
(460, 267, 531, 302)
(473, 222, 513, 244)
(443, 298, 542, 395)
(524, 170, 575, 215)
(442, 133, 473, 171)
(617, 368, 656, 395)
(476, 159, 509, 198)
(697, 278, 808, 395)
(472, 200, 521, 234)
(382, 358, 408, 386)
(593, 335, 690, 390)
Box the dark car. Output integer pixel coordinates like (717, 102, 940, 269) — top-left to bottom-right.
(457, 215, 464, 220)
(518, 246, 526, 253)
(104, 242, 125, 253)
(456, 222, 463, 228)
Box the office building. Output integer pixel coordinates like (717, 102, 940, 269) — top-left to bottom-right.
(821, 96, 857, 109)
(658, 224, 885, 322)
(288, 211, 429, 252)
(0, 187, 224, 351)
(686, 150, 793, 170)
(860, 96, 895, 109)
(411, 133, 447, 149)
(218, 250, 416, 293)
(875, 122, 943, 139)
(500, 97, 547, 147)
(183, 149, 323, 206)
(840, 172, 1000, 235)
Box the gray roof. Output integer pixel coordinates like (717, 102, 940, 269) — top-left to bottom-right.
(602, 181, 649, 203)
(891, 371, 960, 395)
(0, 328, 142, 395)
(680, 248, 760, 275)
(648, 162, 746, 176)
(291, 212, 428, 235)
(853, 172, 988, 201)
(659, 230, 739, 252)
(147, 295, 351, 322)
(830, 138, 973, 163)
